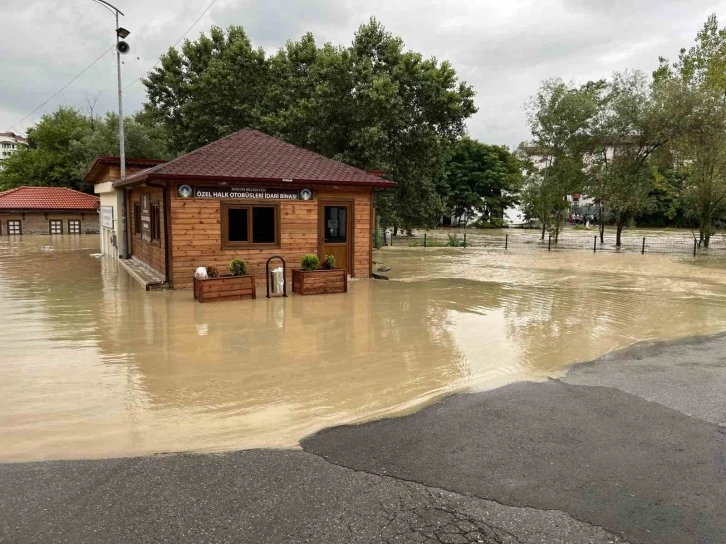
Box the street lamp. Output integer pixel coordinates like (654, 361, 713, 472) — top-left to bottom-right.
(91, 0, 129, 180)
(92, 0, 130, 258)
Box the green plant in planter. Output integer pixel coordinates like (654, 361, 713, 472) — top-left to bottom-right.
(301, 255, 320, 271)
(229, 258, 248, 276)
(206, 265, 219, 278)
(323, 254, 337, 270)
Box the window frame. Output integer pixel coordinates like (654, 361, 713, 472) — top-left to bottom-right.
(7, 220, 21, 235)
(68, 219, 81, 234)
(150, 203, 161, 243)
(134, 203, 141, 236)
(49, 219, 63, 235)
(221, 202, 280, 250)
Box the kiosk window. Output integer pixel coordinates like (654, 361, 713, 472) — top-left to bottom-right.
(228, 208, 249, 242)
(134, 204, 141, 235)
(222, 204, 277, 247)
(151, 204, 161, 242)
(252, 207, 275, 243)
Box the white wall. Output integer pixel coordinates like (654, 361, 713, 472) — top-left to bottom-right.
(95, 182, 122, 257)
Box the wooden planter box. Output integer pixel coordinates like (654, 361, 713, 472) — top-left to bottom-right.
(292, 269, 347, 295)
(193, 275, 256, 303)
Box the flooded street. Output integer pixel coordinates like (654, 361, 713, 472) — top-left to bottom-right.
(2, 236, 726, 462)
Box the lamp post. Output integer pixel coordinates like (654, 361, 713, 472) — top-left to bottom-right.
(91, 0, 129, 179)
(92, 0, 131, 258)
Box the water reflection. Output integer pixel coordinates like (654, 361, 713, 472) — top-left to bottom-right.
(2, 237, 726, 462)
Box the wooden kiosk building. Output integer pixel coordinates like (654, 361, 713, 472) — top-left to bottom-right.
(112, 129, 395, 289)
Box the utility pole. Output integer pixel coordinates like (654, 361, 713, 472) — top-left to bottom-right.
(115, 9, 125, 179)
(92, 0, 131, 257)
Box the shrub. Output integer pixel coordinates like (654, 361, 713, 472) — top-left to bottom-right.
(323, 255, 337, 270)
(473, 217, 508, 229)
(448, 234, 463, 247)
(205, 265, 219, 278)
(301, 255, 320, 271)
(228, 258, 248, 276)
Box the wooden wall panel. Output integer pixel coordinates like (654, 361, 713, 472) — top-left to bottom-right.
(167, 183, 373, 289)
(128, 187, 166, 276)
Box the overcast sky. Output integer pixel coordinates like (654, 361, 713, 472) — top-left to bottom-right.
(2, 0, 725, 147)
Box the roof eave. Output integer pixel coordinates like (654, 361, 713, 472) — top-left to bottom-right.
(115, 173, 396, 189)
(85, 156, 168, 184)
(0, 207, 99, 212)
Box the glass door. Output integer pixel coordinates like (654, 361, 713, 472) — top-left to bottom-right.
(320, 204, 350, 272)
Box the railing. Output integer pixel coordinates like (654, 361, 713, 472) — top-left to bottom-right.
(376, 230, 726, 257)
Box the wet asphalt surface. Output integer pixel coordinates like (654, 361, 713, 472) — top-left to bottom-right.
(2, 333, 726, 544)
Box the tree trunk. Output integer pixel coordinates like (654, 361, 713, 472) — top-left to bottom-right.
(615, 220, 625, 247)
(554, 212, 561, 243)
(701, 217, 712, 248)
(393, 224, 399, 237)
(598, 204, 605, 244)
(541, 221, 546, 241)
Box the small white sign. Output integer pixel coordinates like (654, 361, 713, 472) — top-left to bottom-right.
(100, 206, 114, 229)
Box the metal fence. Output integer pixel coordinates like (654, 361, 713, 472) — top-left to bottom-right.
(381, 230, 726, 257)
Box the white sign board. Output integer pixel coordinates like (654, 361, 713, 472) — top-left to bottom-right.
(100, 206, 114, 229)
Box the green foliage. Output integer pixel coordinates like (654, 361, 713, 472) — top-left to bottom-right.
(142, 19, 476, 230)
(323, 255, 337, 270)
(205, 265, 219, 278)
(301, 255, 320, 271)
(654, 14, 726, 247)
(0, 107, 170, 192)
(439, 138, 523, 226)
(447, 233, 463, 247)
(373, 216, 383, 250)
(520, 78, 600, 240)
(473, 217, 508, 229)
(228, 258, 248, 276)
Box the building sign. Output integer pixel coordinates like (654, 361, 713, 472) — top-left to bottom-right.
(100, 206, 114, 229)
(140, 194, 151, 242)
(178, 184, 313, 201)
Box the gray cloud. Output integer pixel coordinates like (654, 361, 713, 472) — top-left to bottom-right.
(1, 0, 725, 147)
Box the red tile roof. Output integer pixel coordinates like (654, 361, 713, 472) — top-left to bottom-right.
(115, 129, 395, 188)
(0, 187, 99, 211)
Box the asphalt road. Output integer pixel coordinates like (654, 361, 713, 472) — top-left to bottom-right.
(3, 333, 726, 543)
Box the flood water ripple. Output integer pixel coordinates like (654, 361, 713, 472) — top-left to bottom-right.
(2, 236, 726, 462)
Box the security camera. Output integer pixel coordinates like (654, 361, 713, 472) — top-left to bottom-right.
(117, 41, 130, 54)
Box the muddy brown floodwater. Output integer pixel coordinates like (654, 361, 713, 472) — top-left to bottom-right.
(2, 236, 726, 462)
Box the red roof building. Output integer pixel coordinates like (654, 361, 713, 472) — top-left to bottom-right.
(0, 187, 99, 236)
(98, 128, 394, 289)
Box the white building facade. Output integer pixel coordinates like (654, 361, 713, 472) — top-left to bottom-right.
(0, 132, 26, 169)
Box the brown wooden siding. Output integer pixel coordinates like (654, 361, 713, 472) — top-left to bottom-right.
(168, 183, 372, 289)
(128, 187, 166, 276)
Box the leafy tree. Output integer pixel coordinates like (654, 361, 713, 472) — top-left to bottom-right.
(521, 79, 598, 240)
(655, 14, 726, 246)
(440, 138, 522, 226)
(600, 72, 698, 246)
(672, 91, 726, 246)
(0, 107, 170, 192)
(143, 26, 269, 154)
(143, 19, 476, 230)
